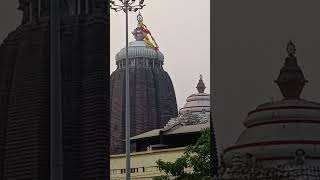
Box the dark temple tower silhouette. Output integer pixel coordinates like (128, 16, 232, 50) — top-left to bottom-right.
(210, 112, 219, 177)
(110, 13, 178, 154)
(0, 0, 109, 179)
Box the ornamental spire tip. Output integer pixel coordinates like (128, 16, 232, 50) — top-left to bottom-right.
(197, 75, 206, 93)
(137, 11, 143, 23)
(275, 41, 308, 99)
(287, 40, 296, 57)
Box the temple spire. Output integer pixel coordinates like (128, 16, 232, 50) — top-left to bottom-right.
(197, 74, 206, 93)
(275, 41, 308, 99)
(287, 40, 296, 57)
(132, 12, 145, 41)
(132, 12, 159, 49)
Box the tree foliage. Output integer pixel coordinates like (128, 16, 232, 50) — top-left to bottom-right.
(154, 128, 210, 180)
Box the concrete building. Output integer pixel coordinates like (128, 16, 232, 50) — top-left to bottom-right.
(111, 147, 186, 180)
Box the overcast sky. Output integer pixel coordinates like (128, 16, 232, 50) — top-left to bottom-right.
(110, 0, 210, 109)
(214, 0, 320, 152)
(0, 0, 210, 110)
(0, 0, 21, 43)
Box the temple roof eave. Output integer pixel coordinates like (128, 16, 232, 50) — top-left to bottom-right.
(115, 45, 164, 62)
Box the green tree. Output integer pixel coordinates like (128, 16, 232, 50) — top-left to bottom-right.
(154, 128, 210, 180)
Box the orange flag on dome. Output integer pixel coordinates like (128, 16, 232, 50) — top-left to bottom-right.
(137, 12, 159, 50)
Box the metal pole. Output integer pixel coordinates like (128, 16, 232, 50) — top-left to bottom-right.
(125, 3, 131, 180)
(110, 2, 145, 179)
(50, 0, 63, 179)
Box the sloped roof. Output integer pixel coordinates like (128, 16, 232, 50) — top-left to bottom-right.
(131, 121, 209, 141)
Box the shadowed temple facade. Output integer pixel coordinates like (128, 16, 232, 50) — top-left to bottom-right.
(0, 0, 109, 179)
(110, 13, 178, 155)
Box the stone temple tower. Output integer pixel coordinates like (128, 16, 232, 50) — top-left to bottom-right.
(0, 0, 109, 179)
(110, 13, 178, 154)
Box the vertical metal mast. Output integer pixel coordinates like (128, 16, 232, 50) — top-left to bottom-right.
(110, 1, 145, 179)
(50, 0, 63, 179)
(124, 3, 130, 179)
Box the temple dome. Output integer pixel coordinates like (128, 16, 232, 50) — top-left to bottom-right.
(179, 75, 210, 115)
(224, 98, 320, 166)
(115, 41, 164, 62)
(223, 41, 320, 168)
(115, 12, 164, 62)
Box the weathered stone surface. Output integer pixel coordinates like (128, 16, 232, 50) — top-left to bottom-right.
(0, 1, 110, 179)
(110, 63, 178, 154)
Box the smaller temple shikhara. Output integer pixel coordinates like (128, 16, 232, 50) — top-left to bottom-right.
(217, 41, 320, 179)
(131, 75, 210, 152)
(110, 76, 211, 179)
